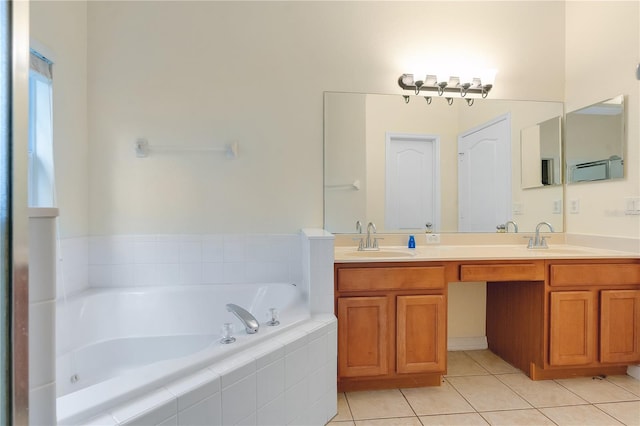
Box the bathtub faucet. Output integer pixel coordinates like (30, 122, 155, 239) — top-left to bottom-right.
(226, 304, 259, 334)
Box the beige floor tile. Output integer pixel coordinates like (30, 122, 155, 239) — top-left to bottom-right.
(540, 404, 624, 425)
(607, 375, 640, 398)
(447, 375, 532, 412)
(331, 393, 353, 422)
(328, 421, 356, 426)
(401, 381, 475, 416)
(556, 377, 639, 404)
(596, 401, 640, 426)
(496, 373, 588, 407)
(479, 408, 556, 425)
(346, 389, 415, 420)
(446, 351, 489, 377)
(419, 413, 489, 425)
(465, 350, 520, 375)
(354, 417, 422, 426)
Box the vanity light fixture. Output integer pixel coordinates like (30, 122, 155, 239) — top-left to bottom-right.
(398, 71, 495, 101)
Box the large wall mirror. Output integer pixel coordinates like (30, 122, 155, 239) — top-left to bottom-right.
(565, 95, 625, 184)
(324, 92, 564, 234)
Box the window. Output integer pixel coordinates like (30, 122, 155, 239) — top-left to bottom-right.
(28, 51, 55, 207)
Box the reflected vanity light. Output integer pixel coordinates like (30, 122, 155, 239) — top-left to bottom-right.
(398, 70, 496, 102)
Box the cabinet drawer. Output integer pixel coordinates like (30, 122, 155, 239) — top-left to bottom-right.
(550, 264, 640, 287)
(337, 266, 446, 292)
(460, 263, 544, 282)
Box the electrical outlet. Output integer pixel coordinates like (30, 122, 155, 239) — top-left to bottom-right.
(552, 200, 562, 214)
(569, 199, 580, 214)
(625, 197, 640, 215)
(426, 233, 440, 244)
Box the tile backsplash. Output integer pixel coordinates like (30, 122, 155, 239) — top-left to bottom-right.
(55, 233, 307, 299)
(85, 234, 304, 288)
(56, 236, 89, 298)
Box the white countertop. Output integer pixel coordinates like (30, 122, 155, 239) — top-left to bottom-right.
(334, 244, 639, 263)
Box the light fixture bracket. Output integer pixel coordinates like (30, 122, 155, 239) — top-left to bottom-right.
(398, 74, 493, 98)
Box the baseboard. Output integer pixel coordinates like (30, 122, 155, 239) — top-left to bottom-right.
(627, 365, 640, 380)
(447, 336, 488, 351)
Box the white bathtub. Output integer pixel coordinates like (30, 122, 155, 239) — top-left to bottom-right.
(55, 283, 336, 425)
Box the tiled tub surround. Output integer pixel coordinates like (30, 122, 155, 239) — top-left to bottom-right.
(71, 315, 337, 426)
(29, 209, 60, 426)
(53, 229, 337, 424)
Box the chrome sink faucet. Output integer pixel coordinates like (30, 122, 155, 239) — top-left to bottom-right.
(353, 220, 364, 250)
(364, 221, 380, 250)
(505, 221, 518, 233)
(354, 221, 381, 251)
(527, 221, 554, 249)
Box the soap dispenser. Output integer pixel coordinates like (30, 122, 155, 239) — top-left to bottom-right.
(408, 235, 416, 249)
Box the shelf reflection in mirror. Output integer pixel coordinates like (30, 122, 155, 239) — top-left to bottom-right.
(324, 92, 564, 234)
(521, 116, 563, 189)
(565, 95, 625, 184)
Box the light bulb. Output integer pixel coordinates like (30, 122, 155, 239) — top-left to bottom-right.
(400, 74, 415, 86)
(480, 69, 497, 86)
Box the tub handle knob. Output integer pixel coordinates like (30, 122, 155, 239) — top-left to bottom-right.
(267, 308, 280, 326)
(220, 322, 236, 344)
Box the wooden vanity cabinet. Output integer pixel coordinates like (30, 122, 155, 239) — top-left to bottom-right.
(337, 296, 390, 378)
(335, 258, 640, 388)
(457, 259, 640, 381)
(548, 287, 640, 367)
(542, 262, 640, 377)
(549, 290, 596, 366)
(396, 294, 446, 374)
(600, 289, 640, 363)
(335, 263, 453, 391)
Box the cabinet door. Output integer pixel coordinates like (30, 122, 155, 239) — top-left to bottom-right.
(600, 290, 640, 364)
(337, 296, 390, 377)
(396, 295, 446, 374)
(550, 291, 596, 366)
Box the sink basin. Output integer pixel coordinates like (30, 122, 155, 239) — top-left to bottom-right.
(343, 249, 417, 258)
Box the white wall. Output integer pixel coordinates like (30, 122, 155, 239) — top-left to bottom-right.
(564, 1, 640, 239)
(34, 1, 640, 239)
(324, 93, 367, 233)
(86, 1, 565, 235)
(30, 1, 88, 239)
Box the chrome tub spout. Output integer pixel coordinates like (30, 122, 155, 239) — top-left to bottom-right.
(226, 303, 259, 334)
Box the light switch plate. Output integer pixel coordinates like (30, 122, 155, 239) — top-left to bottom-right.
(625, 197, 640, 215)
(569, 199, 580, 214)
(512, 203, 523, 215)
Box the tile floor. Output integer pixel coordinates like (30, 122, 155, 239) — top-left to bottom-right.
(328, 350, 640, 426)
